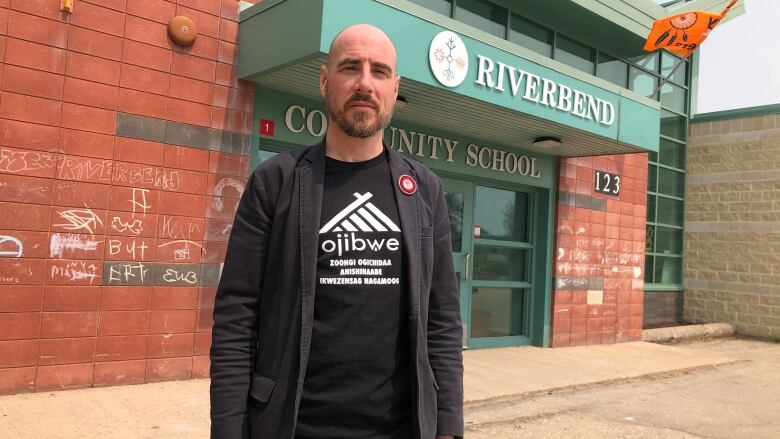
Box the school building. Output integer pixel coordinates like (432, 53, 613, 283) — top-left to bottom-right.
(0, 0, 746, 394)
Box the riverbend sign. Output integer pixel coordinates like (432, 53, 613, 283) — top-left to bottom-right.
(428, 31, 615, 127)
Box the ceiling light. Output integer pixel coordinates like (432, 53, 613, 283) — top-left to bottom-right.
(533, 136, 562, 148)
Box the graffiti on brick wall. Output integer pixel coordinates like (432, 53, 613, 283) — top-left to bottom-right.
(0, 148, 56, 173)
(0, 259, 35, 284)
(49, 233, 100, 258)
(106, 262, 149, 284)
(111, 162, 179, 190)
(56, 156, 180, 189)
(111, 217, 144, 235)
(160, 216, 201, 240)
(107, 239, 150, 260)
(54, 208, 103, 234)
(56, 156, 114, 182)
(158, 240, 204, 261)
(206, 220, 233, 241)
(0, 180, 49, 200)
(162, 266, 198, 284)
(50, 261, 99, 284)
(556, 222, 644, 282)
(0, 235, 23, 257)
(131, 188, 152, 214)
(211, 177, 245, 211)
(0, 149, 180, 190)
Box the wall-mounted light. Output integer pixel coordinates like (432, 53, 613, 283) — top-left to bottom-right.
(61, 0, 74, 13)
(395, 95, 408, 110)
(533, 136, 562, 148)
(168, 16, 198, 47)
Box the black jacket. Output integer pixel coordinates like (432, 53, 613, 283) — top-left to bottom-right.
(210, 142, 463, 439)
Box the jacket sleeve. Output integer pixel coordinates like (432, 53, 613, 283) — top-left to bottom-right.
(210, 169, 274, 438)
(427, 180, 465, 438)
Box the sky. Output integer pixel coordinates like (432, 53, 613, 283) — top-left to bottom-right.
(657, 0, 780, 114)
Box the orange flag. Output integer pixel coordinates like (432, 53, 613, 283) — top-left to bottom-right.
(643, 0, 738, 57)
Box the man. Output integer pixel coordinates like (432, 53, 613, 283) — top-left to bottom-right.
(210, 24, 463, 439)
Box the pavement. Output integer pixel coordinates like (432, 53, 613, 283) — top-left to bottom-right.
(0, 340, 743, 439)
(465, 337, 780, 438)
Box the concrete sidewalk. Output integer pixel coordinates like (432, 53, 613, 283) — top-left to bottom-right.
(0, 341, 740, 439)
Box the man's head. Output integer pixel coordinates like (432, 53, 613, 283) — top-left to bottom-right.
(320, 24, 400, 139)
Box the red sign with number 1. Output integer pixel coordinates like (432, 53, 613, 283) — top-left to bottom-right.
(259, 119, 275, 136)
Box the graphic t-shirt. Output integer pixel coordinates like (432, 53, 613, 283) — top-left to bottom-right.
(294, 151, 412, 439)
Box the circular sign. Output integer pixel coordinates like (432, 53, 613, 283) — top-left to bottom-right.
(429, 31, 469, 88)
(398, 175, 417, 196)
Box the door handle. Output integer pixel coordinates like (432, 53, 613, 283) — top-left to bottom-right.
(464, 251, 471, 280)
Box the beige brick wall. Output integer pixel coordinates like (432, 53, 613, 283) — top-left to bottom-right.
(685, 112, 780, 339)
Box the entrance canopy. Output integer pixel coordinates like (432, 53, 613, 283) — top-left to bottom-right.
(238, 0, 662, 157)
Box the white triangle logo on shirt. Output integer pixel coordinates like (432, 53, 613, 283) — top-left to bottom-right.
(320, 192, 401, 234)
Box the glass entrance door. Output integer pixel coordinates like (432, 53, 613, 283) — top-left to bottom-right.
(441, 178, 473, 348)
(442, 178, 534, 349)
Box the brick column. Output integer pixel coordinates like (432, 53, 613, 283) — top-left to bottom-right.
(551, 154, 648, 347)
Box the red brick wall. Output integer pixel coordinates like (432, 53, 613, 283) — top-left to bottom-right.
(551, 154, 648, 347)
(0, 0, 256, 394)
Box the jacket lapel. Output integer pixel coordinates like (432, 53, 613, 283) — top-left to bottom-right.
(295, 142, 325, 416)
(387, 147, 421, 330)
(297, 141, 326, 309)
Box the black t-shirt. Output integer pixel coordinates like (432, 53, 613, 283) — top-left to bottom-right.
(295, 151, 412, 439)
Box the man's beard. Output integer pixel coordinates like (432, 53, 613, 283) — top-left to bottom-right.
(326, 92, 393, 139)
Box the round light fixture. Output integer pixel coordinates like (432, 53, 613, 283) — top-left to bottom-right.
(533, 136, 562, 148)
(168, 16, 198, 47)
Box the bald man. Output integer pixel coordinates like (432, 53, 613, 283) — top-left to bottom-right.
(210, 24, 463, 439)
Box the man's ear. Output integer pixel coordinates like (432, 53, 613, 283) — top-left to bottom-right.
(393, 74, 401, 100)
(320, 65, 328, 98)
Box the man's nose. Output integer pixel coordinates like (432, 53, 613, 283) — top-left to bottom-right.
(355, 64, 374, 94)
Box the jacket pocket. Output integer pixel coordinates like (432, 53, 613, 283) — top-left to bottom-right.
(249, 371, 277, 403)
(420, 225, 433, 238)
(428, 365, 440, 391)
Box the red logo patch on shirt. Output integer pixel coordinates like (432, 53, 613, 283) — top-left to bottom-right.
(398, 175, 416, 196)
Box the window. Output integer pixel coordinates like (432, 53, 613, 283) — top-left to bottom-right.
(656, 197, 683, 226)
(408, 0, 452, 16)
(455, 0, 507, 38)
(597, 52, 628, 88)
(646, 134, 687, 289)
(630, 66, 659, 99)
(631, 53, 658, 72)
(474, 186, 528, 242)
(470, 184, 533, 342)
(655, 226, 682, 254)
(473, 246, 528, 282)
(653, 256, 681, 284)
(470, 287, 526, 337)
(444, 191, 464, 252)
(657, 168, 685, 198)
(660, 83, 687, 114)
(660, 110, 687, 141)
(661, 52, 687, 85)
(554, 35, 596, 74)
(658, 138, 686, 169)
(508, 13, 553, 57)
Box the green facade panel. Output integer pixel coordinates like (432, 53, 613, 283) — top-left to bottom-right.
(239, 0, 661, 155)
(252, 87, 557, 189)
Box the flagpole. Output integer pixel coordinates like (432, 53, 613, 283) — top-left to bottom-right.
(651, 54, 686, 98)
